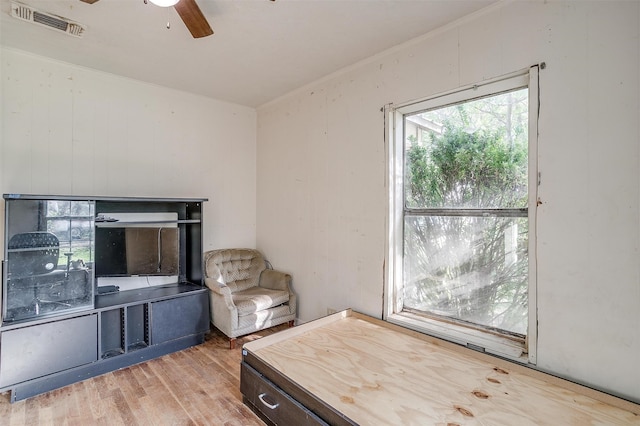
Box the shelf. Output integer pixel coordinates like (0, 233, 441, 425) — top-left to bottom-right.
(128, 342, 148, 351)
(95, 219, 201, 227)
(94, 282, 205, 309)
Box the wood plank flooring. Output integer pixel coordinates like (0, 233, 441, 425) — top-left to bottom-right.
(0, 325, 288, 425)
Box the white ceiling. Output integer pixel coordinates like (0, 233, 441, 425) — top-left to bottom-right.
(0, 0, 496, 107)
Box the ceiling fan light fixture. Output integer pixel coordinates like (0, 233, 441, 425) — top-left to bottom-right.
(148, 0, 180, 7)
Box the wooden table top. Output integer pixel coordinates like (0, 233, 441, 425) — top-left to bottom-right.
(244, 310, 640, 425)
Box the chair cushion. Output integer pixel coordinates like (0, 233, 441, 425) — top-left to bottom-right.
(232, 286, 290, 316)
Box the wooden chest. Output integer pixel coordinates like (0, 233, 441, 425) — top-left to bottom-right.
(241, 309, 639, 425)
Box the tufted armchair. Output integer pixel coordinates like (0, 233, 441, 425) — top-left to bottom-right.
(204, 248, 297, 349)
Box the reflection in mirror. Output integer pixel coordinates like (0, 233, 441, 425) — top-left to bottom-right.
(3, 199, 95, 322)
(94, 212, 180, 292)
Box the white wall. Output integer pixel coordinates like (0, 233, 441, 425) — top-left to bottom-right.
(256, 1, 640, 402)
(1, 48, 257, 251)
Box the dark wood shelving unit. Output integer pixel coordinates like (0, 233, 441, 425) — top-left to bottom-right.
(0, 194, 210, 402)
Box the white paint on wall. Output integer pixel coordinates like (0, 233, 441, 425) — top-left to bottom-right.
(2, 0, 637, 406)
(1, 48, 257, 251)
(256, 1, 640, 402)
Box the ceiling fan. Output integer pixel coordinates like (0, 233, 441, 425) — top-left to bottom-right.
(79, 0, 215, 38)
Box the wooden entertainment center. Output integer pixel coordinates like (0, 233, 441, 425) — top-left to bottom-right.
(0, 194, 209, 402)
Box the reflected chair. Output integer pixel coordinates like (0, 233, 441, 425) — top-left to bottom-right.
(7, 232, 67, 316)
(204, 248, 297, 349)
(8, 232, 60, 275)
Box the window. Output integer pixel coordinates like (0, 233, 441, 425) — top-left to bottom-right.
(46, 200, 95, 270)
(386, 68, 538, 363)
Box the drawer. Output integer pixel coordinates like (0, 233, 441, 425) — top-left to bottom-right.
(241, 362, 328, 426)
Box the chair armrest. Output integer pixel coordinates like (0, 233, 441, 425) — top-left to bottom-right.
(259, 269, 292, 291)
(205, 277, 239, 336)
(205, 277, 233, 298)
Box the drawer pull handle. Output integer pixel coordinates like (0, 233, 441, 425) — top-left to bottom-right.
(258, 393, 280, 410)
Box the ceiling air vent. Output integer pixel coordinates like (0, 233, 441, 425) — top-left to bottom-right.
(10, 1, 86, 38)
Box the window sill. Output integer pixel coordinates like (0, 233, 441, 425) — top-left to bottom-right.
(387, 311, 531, 364)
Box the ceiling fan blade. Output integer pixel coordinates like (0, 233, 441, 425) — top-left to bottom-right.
(174, 0, 213, 38)
(79, 0, 100, 4)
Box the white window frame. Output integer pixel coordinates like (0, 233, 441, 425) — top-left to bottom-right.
(384, 67, 539, 364)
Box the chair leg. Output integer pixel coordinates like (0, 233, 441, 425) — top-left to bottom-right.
(229, 337, 236, 350)
(288, 320, 295, 327)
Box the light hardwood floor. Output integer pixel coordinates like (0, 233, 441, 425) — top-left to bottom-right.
(0, 325, 288, 425)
